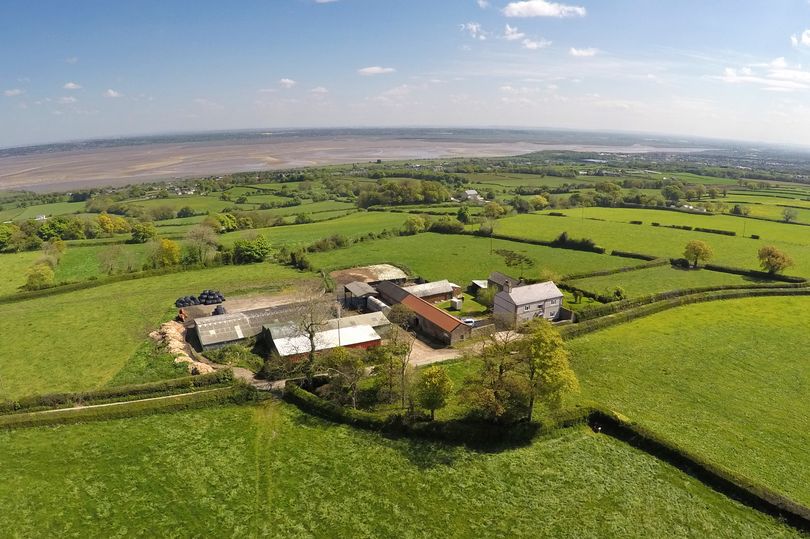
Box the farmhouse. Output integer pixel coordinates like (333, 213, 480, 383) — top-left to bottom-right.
(403, 279, 460, 303)
(375, 281, 471, 344)
(459, 189, 485, 204)
(493, 280, 564, 326)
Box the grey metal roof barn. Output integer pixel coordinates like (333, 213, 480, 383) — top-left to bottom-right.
(403, 280, 459, 299)
(345, 281, 377, 297)
(194, 303, 305, 349)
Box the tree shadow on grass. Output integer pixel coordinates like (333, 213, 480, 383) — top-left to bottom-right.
(285, 404, 540, 469)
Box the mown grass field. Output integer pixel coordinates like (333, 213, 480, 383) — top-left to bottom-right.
(0, 263, 310, 400)
(568, 296, 810, 506)
(0, 250, 41, 295)
(0, 402, 799, 538)
(309, 232, 637, 286)
(492, 210, 810, 275)
(568, 265, 776, 298)
(0, 200, 85, 221)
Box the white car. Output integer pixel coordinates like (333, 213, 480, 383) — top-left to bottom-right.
(462, 318, 475, 326)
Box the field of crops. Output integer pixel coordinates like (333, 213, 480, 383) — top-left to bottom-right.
(0, 263, 309, 400)
(0, 402, 798, 537)
(308, 232, 637, 286)
(569, 296, 810, 506)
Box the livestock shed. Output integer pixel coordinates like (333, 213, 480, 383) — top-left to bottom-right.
(266, 323, 382, 359)
(375, 281, 471, 345)
(343, 281, 378, 309)
(403, 280, 460, 303)
(194, 304, 303, 350)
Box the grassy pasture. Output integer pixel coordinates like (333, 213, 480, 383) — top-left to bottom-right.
(0, 402, 799, 538)
(218, 211, 408, 247)
(569, 296, 810, 506)
(0, 263, 308, 399)
(131, 195, 255, 213)
(493, 210, 810, 275)
(308, 232, 637, 286)
(0, 250, 40, 295)
(568, 265, 777, 298)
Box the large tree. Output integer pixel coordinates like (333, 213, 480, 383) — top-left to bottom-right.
(185, 224, 219, 265)
(519, 319, 579, 421)
(683, 240, 714, 268)
(321, 347, 367, 409)
(413, 366, 454, 420)
(758, 245, 794, 275)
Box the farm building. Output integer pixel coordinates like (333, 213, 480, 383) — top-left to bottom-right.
(459, 189, 485, 204)
(493, 280, 564, 326)
(323, 311, 390, 332)
(375, 281, 471, 345)
(193, 304, 303, 350)
(329, 264, 408, 287)
(468, 280, 488, 295)
(343, 281, 378, 309)
(266, 323, 382, 359)
(403, 280, 460, 303)
(488, 271, 523, 293)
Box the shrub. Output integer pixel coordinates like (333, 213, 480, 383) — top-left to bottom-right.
(629, 220, 642, 225)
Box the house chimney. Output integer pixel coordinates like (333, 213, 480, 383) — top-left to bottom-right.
(504, 281, 512, 293)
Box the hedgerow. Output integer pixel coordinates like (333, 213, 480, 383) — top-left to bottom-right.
(0, 384, 257, 430)
(563, 288, 810, 336)
(0, 370, 233, 415)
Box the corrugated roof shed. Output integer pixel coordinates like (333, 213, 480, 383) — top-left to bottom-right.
(498, 281, 563, 305)
(365, 264, 408, 282)
(195, 305, 301, 347)
(375, 280, 411, 303)
(345, 281, 377, 296)
(271, 325, 381, 357)
(403, 280, 459, 298)
(323, 312, 390, 330)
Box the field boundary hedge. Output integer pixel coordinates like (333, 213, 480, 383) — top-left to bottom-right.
(0, 384, 258, 430)
(0, 370, 234, 415)
(591, 410, 810, 533)
(563, 257, 666, 281)
(283, 382, 590, 447)
(452, 229, 612, 255)
(561, 288, 810, 337)
(283, 383, 810, 532)
(703, 263, 807, 283)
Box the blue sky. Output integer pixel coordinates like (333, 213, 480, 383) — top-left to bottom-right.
(2, 0, 810, 147)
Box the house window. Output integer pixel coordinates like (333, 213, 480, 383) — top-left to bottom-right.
(524, 305, 531, 311)
(550, 298, 558, 305)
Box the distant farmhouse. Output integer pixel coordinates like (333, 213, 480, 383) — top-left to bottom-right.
(459, 189, 485, 204)
(492, 278, 564, 326)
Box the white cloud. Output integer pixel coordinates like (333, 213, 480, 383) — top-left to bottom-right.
(791, 29, 810, 48)
(570, 47, 598, 57)
(523, 38, 551, 50)
(279, 78, 297, 88)
(58, 96, 77, 104)
(65, 56, 78, 64)
(3, 88, 24, 97)
(504, 24, 525, 41)
(104, 89, 123, 98)
(358, 66, 396, 75)
(477, 0, 490, 7)
(310, 86, 329, 94)
(503, 0, 586, 18)
(770, 57, 788, 69)
(461, 22, 487, 40)
(63, 82, 82, 90)
(718, 66, 809, 92)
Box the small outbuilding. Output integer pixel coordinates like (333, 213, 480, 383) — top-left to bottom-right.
(343, 281, 378, 309)
(403, 280, 460, 303)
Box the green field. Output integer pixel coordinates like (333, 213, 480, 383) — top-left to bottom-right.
(0, 200, 85, 222)
(492, 210, 810, 275)
(219, 211, 408, 247)
(308, 232, 637, 286)
(0, 263, 309, 399)
(0, 250, 41, 295)
(568, 265, 776, 298)
(0, 402, 798, 538)
(569, 296, 810, 506)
